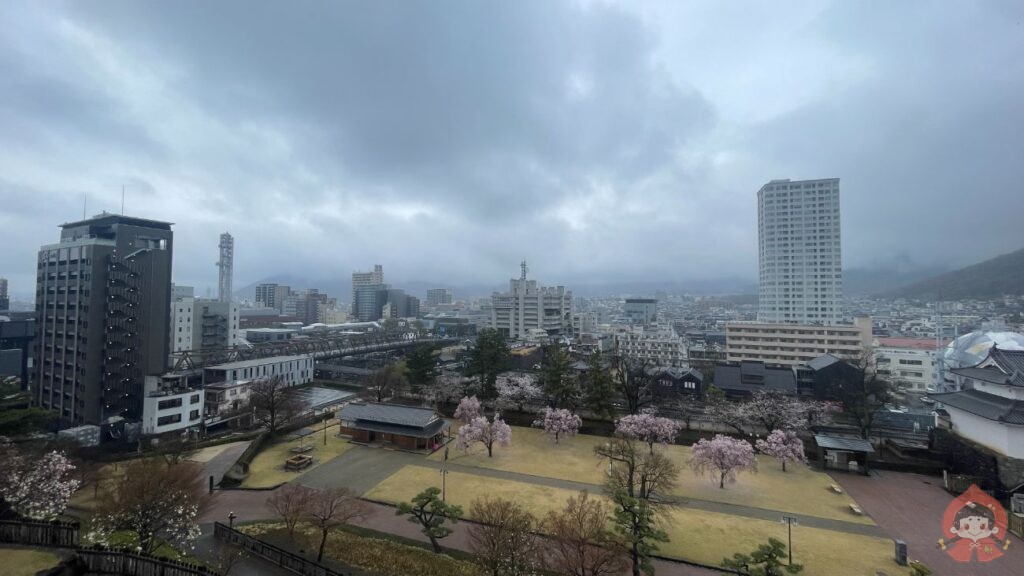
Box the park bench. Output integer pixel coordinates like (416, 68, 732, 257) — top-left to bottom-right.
(285, 454, 313, 471)
(849, 504, 863, 515)
(830, 484, 843, 494)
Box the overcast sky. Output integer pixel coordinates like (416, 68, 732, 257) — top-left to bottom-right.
(2, 1, 1022, 298)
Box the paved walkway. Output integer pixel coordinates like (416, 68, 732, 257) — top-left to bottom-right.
(835, 471, 1023, 576)
(295, 444, 423, 494)
(192, 440, 252, 486)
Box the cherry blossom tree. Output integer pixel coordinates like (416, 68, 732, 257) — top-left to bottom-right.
(755, 429, 807, 472)
(454, 395, 482, 423)
(743, 390, 811, 432)
(456, 413, 512, 457)
(89, 459, 205, 554)
(703, 387, 750, 436)
(804, 400, 840, 429)
(0, 438, 80, 520)
(424, 373, 469, 408)
(690, 435, 757, 489)
(496, 372, 543, 412)
(535, 408, 581, 444)
(615, 411, 681, 454)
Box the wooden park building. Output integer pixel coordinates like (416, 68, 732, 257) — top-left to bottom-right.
(338, 402, 449, 451)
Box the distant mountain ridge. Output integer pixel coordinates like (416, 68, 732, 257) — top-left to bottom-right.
(877, 247, 1024, 300)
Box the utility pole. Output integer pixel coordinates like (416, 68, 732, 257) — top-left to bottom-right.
(781, 515, 798, 566)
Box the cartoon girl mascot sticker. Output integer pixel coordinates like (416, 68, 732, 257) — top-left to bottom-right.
(938, 484, 1011, 563)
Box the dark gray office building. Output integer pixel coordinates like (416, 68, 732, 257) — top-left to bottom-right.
(0, 312, 35, 390)
(0, 277, 9, 311)
(354, 283, 389, 322)
(34, 213, 173, 427)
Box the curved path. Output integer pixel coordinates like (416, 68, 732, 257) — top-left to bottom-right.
(200, 489, 718, 576)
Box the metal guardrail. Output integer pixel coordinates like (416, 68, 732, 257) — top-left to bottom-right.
(213, 522, 346, 576)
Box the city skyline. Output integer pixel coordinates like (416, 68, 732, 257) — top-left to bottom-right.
(2, 1, 1023, 298)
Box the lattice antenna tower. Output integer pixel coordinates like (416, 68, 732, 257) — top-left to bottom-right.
(217, 232, 234, 302)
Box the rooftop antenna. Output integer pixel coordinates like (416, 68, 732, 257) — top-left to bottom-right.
(520, 259, 528, 281)
(121, 185, 125, 215)
(83, 193, 87, 219)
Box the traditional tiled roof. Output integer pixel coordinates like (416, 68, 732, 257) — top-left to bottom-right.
(988, 347, 1024, 382)
(714, 362, 796, 395)
(954, 345, 1024, 387)
(930, 389, 1024, 425)
(814, 434, 875, 453)
(950, 367, 1013, 385)
(807, 354, 843, 371)
(339, 402, 441, 428)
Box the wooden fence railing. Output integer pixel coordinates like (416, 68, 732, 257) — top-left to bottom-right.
(0, 519, 79, 548)
(76, 548, 216, 576)
(213, 522, 345, 576)
(1009, 513, 1024, 540)
(0, 518, 214, 575)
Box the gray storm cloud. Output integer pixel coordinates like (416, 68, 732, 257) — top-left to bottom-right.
(0, 0, 1021, 296)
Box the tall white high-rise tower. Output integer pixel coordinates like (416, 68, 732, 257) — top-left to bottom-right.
(757, 178, 842, 324)
(217, 232, 234, 303)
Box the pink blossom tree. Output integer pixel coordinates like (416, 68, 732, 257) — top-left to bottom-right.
(755, 429, 807, 472)
(534, 408, 582, 444)
(690, 435, 757, 489)
(0, 438, 80, 520)
(456, 413, 512, 457)
(495, 372, 543, 412)
(615, 411, 681, 454)
(424, 373, 469, 408)
(743, 390, 810, 432)
(454, 395, 482, 423)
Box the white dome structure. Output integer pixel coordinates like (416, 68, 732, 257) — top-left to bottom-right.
(943, 331, 1024, 368)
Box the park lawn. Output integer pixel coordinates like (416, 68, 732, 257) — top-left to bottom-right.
(68, 461, 128, 513)
(430, 425, 614, 484)
(241, 425, 355, 488)
(0, 546, 66, 575)
(671, 449, 875, 526)
(241, 523, 478, 576)
(365, 465, 893, 576)
(660, 507, 898, 576)
(435, 425, 873, 525)
(364, 464, 576, 520)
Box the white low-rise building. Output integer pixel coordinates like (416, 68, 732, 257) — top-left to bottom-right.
(141, 374, 204, 435)
(204, 379, 255, 427)
(874, 337, 947, 394)
(614, 326, 687, 367)
(932, 346, 1024, 459)
(726, 316, 872, 368)
(203, 355, 313, 387)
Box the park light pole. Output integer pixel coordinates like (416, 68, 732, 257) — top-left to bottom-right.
(605, 442, 612, 476)
(228, 511, 237, 529)
(440, 468, 449, 501)
(781, 515, 798, 566)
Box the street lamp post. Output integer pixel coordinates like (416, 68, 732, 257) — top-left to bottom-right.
(228, 511, 237, 530)
(440, 468, 449, 501)
(781, 515, 798, 566)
